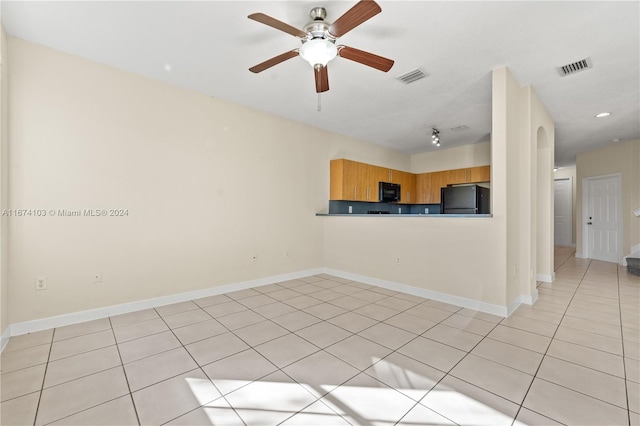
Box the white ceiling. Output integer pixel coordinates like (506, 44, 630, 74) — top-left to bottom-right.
(2, 1, 638, 167)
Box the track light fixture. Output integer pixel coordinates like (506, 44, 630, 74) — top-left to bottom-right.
(431, 128, 440, 147)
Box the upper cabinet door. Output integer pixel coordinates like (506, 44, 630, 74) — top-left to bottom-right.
(330, 159, 368, 201)
(349, 160, 372, 201)
(470, 165, 491, 182)
(416, 173, 433, 203)
(431, 171, 450, 203)
(398, 171, 416, 203)
(447, 168, 468, 184)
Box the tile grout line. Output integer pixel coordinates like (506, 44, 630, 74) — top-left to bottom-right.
(107, 317, 141, 426)
(31, 329, 55, 426)
(616, 263, 632, 426)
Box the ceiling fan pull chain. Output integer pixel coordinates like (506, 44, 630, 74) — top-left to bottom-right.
(317, 93, 322, 112)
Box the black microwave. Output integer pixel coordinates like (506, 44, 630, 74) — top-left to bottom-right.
(379, 182, 401, 202)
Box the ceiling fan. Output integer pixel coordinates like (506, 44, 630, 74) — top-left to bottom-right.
(248, 0, 394, 93)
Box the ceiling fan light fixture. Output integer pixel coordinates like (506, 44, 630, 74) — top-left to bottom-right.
(299, 38, 337, 68)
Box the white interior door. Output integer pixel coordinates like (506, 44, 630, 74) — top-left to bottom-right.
(554, 178, 572, 246)
(586, 175, 620, 263)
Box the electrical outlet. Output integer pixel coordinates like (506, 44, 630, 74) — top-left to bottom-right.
(251, 254, 257, 263)
(92, 271, 102, 284)
(35, 276, 47, 291)
(284, 250, 289, 258)
(348, 205, 353, 214)
(395, 257, 401, 264)
(425, 208, 429, 214)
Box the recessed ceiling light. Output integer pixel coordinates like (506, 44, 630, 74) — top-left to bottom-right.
(613, 138, 621, 143)
(594, 112, 611, 118)
(554, 168, 558, 172)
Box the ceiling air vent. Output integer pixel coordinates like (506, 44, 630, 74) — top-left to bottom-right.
(396, 69, 429, 84)
(451, 125, 470, 132)
(557, 57, 593, 77)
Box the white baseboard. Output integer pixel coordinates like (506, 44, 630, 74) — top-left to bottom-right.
(5, 266, 521, 349)
(323, 268, 509, 317)
(536, 273, 555, 283)
(8, 268, 323, 338)
(506, 289, 538, 317)
(1, 326, 10, 352)
(575, 252, 586, 259)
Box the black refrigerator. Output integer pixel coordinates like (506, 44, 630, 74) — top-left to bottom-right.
(441, 185, 490, 214)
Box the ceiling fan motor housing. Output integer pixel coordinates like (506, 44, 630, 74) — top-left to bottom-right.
(304, 7, 335, 40)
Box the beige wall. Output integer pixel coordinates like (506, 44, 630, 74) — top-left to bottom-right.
(576, 139, 640, 260)
(6, 38, 409, 324)
(323, 217, 506, 306)
(410, 141, 491, 174)
(492, 68, 554, 304)
(554, 166, 577, 245)
(1, 27, 9, 340)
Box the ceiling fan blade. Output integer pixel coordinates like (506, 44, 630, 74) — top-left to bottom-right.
(338, 46, 394, 72)
(248, 13, 308, 38)
(249, 50, 299, 73)
(315, 66, 329, 93)
(328, 0, 382, 38)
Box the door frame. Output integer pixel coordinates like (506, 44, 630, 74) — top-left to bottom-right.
(581, 173, 622, 264)
(554, 177, 573, 247)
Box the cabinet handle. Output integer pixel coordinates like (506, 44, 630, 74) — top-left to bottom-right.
(354, 186, 357, 199)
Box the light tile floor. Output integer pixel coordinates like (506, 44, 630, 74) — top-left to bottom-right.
(1, 247, 639, 425)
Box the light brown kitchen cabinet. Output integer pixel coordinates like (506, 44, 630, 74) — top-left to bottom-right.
(416, 171, 445, 204)
(447, 166, 491, 185)
(447, 168, 468, 185)
(331, 159, 490, 204)
(330, 159, 380, 202)
(430, 171, 450, 203)
(398, 172, 416, 203)
(470, 165, 491, 182)
(369, 165, 390, 188)
(416, 173, 433, 203)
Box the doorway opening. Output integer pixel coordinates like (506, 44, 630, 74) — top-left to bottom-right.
(554, 177, 573, 247)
